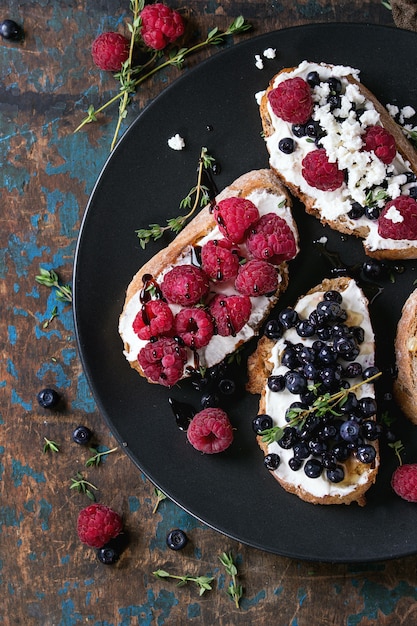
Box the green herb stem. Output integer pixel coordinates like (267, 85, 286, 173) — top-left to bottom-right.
(153, 569, 214, 596)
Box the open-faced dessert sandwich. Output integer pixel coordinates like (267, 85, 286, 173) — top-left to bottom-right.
(119, 169, 299, 387)
(247, 276, 380, 505)
(394, 287, 417, 425)
(260, 60, 417, 259)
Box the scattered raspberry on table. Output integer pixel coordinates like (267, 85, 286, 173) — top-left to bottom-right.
(391, 464, 417, 502)
(140, 3, 185, 51)
(91, 32, 130, 72)
(77, 503, 123, 548)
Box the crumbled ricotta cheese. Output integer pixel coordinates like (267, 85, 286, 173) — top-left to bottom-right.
(386, 103, 399, 118)
(255, 90, 265, 105)
(255, 54, 264, 70)
(263, 47, 276, 59)
(384, 205, 404, 223)
(168, 134, 185, 150)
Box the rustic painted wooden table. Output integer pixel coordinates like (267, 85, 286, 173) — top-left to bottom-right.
(4, 1, 417, 625)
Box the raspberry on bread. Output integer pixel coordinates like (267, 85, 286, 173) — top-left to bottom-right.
(119, 170, 299, 386)
(247, 277, 379, 506)
(394, 287, 417, 424)
(260, 61, 417, 260)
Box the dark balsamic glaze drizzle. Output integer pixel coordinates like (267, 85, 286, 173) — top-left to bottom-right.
(313, 240, 385, 304)
(168, 397, 196, 431)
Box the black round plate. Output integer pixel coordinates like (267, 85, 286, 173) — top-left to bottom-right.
(74, 24, 417, 562)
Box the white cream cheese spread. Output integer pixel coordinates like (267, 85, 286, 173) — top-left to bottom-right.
(119, 189, 298, 375)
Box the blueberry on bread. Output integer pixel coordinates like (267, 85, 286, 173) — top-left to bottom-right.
(394, 288, 417, 424)
(247, 277, 380, 506)
(119, 169, 299, 387)
(260, 61, 417, 260)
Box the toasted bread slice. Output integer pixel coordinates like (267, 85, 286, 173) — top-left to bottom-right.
(247, 276, 379, 506)
(119, 169, 299, 386)
(394, 288, 417, 424)
(260, 61, 417, 260)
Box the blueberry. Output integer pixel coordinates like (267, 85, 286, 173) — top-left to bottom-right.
(285, 402, 308, 422)
(308, 439, 327, 455)
(292, 123, 306, 137)
(296, 319, 315, 338)
(306, 71, 320, 87)
(361, 420, 382, 441)
(362, 259, 386, 280)
(166, 528, 188, 551)
(323, 290, 343, 304)
(288, 457, 303, 471)
(316, 325, 333, 341)
(327, 465, 345, 483)
(344, 362, 363, 378)
(300, 388, 317, 406)
(348, 202, 365, 220)
(356, 444, 376, 464)
(278, 307, 299, 329)
(410, 186, 417, 199)
(339, 392, 358, 414)
(0, 19, 24, 41)
(351, 326, 365, 344)
(304, 458, 323, 478)
(332, 443, 350, 461)
(298, 346, 316, 364)
(328, 94, 341, 110)
(252, 414, 273, 434)
(218, 378, 236, 395)
(365, 205, 380, 220)
(267, 375, 285, 392)
(405, 172, 417, 183)
(358, 397, 377, 418)
(303, 363, 319, 382)
(72, 425, 93, 445)
(316, 300, 343, 322)
(318, 424, 337, 440)
(319, 366, 341, 389)
(333, 336, 357, 358)
(305, 120, 322, 138)
(340, 420, 361, 443)
(321, 451, 337, 470)
(37, 388, 61, 409)
(277, 426, 298, 449)
(201, 392, 219, 409)
(285, 370, 307, 395)
(328, 77, 342, 94)
(362, 366, 379, 381)
(264, 453, 280, 470)
(264, 319, 283, 339)
(317, 345, 337, 365)
(97, 546, 119, 565)
(279, 137, 295, 154)
(282, 346, 300, 369)
(293, 441, 310, 460)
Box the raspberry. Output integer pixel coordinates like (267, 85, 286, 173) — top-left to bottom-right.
(363, 125, 396, 165)
(200, 238, 240, 282)
(213, 197, 259, 244)
(161, 265, 209, 306)
(235, 259, 279, 297)
(378, 195, 417, 240)
(140, 3, 185, 51)
(77, 504, 123, 548)
(174, 308, 214, 349)
(209, 293, 251, 336)
(391, 464, 417, 502)
(246, 213, 297, 264)
(132, 300, 174, 340)
(301, 149, 345, 191)
(138, 337, 187, 387)
(91, 32, 130, 72)
(187, 407, 234, 453)
(267, 77, 313, 124)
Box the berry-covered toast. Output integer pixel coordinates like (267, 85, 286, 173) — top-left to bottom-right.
(394, 288, 417, 424)
(260, 61, 417, 260)
(247, 276, 380, 506)
(119, 169, 299, 387)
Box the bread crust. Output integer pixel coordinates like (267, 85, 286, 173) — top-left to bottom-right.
(120, 169, 296, 382)
(247, 276, 379, 506)
(394, 288, 417, 424)
(260, 63, 417, 260)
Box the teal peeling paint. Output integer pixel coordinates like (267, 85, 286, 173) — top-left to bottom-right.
(7, 359, 18, 379)
(0, 506, 24, 529)
(39, 498, 52, 531)
(347, 579, 417, 625)
(71, 372, 96, 413)
(11, 459, 46, 487)
(187, 603, 201, 619)
(128, 496, 140, 513)
(36, 360, 71, 389)
(60, 597, 83, 625)
(11, 389, 32, 411)
(8, 326, 17, 345)
(118, 589, 179, 626)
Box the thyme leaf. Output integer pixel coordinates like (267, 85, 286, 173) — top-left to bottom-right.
(152, 487, 167, 514)
(136, 147, 214, 248)
(85, 446, 118, 467)
(36, 267, 72, 303)
(70, 472, 98, 501)
(219, 552, 243, 608)
(153, 569, 214, 596)
(43, 437, 60, 454)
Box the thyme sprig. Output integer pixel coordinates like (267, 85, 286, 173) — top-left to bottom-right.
(219, 552, 243, 609)
(75, 16, 251, 149)
(85, 446, 118, 467)
(70, 472, 98, 501)
(152, 487, 167, 514)
(153, 569, 214, 596)
(261, 372, 382, 445)
(136, 147, 214, 248)
(364, 188, 388, 208)
(43, 437, 60, 454)
(36, 268, 73, 303)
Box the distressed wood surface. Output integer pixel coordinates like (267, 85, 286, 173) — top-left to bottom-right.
(4, 1, 417, 625)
